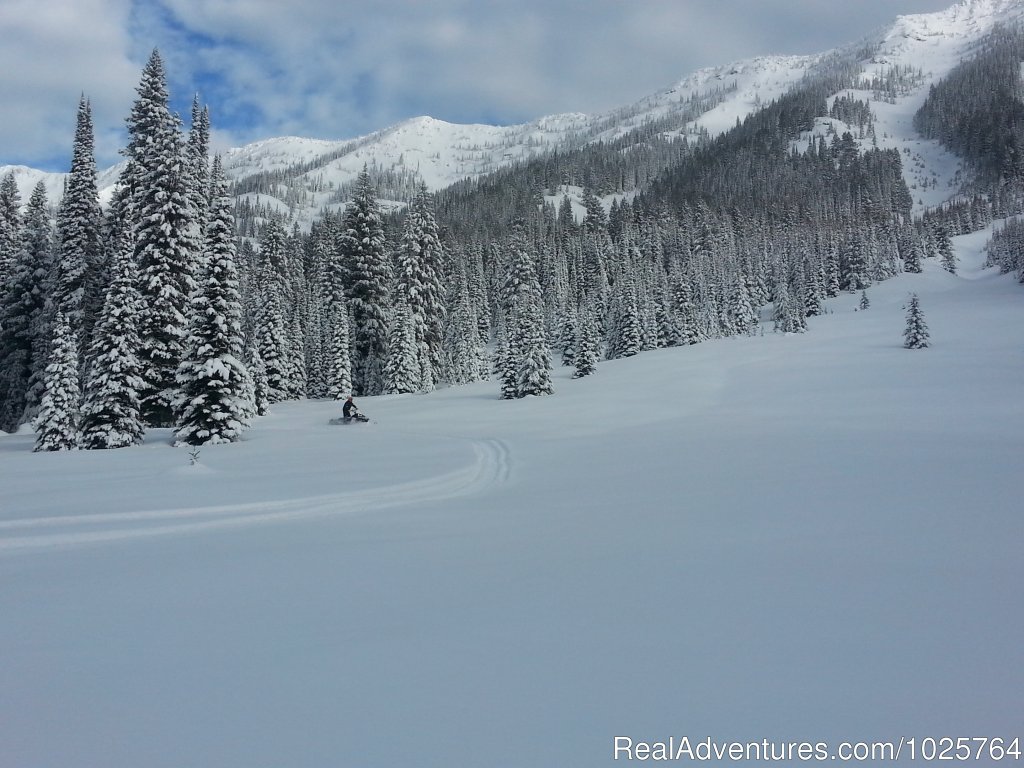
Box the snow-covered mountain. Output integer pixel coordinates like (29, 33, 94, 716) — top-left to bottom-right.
(3, 0, 1023, 224)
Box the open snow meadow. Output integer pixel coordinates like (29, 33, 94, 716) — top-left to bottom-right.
(2, 237, 1022, 766)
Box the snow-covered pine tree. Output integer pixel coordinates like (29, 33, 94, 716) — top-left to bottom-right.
(54, 96, 105, 363)
(79, 234, 145, 450)
(572, 309, 599, 379)
(125, 50, 201, 427)
(253, 221, 290, 403)
(671, 273, 702, 345)
(338, 168, 391, 395)
(938, 227, 958, 274)
(903, 293, 930, 349)
(493, 320, 518, 400)
(383, 296, 419, 395)
(654, 289, 681, 347)
(801, 259, 823, 318)
(173, 157, 251, 446)
(502, 227, 553, 398)
(840, 229, 870, 291)
(280, 225, 309, 400)
(324, 296, 353, 401)
(558, 307, 579, 367)
(859, 290, 870, 310)
(605, 272, 642, 359)
(395, 185, 446, 391)
(773, 278, 804, 333)
(726, 273, 757, 335)
(187, 97, 211, 246)
(516, 307, 555, 397)
(0, 182, 52, 432)
(322, 220, 354, 400)
(33, 311, 80, 452)
(304, 278, 328, 399)
(903, 234, 925, 274)
(0, 172, 20, 284)
(247, 344, 270, 416)
(443, 281, 484, 385)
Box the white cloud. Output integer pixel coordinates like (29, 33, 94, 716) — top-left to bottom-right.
(0, 0, 139, 168)
(0, 0, 957, 170)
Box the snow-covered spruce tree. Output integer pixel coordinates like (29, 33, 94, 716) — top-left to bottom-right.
(801, 260, 823, 318)
(939, 231, 958, 274)
(516, 304, 554, 397)
(253, 221, 290, 403)
(125, 50, 200, 427)
(654, 289, 682, 347)
(247, 344, 270, 416)
(859, 290, 870, 310)
(903, 294, 930, 349)
(840, 229, 870, 291)
(0, 171, 20, 284)
(605, 272, 642, 360)
(439, 260, 483, 386)
(443, 285, 484, 385)
(186, 97, 211, 245)
(558, 307, 579, 367)
(772, 278, 805, 334)
(79, 235, 145, 450)
(325, 296, 353, 400)
(320, 215, 353, 400)
(726, 273, 758, 335)
(395, 185, 446, 391)
(903, 234, 925, 274)
(937, 246, 954, 276)
(33, 311, 80, 452)
(493, 320, 518, 400)
(0, 182, 52, 432)
(501, 227, 552, 398)
(671, 273, 702, 345)
(303, 281, 327, 398)
(337, 168, 391, 395)
(572, 310, 599, 379)
(383, 296, 419, 395)
(54, 96, 105, 363)
(173, 157, 251, 446)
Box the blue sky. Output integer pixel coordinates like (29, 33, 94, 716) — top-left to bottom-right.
(0, 0, 957, 171)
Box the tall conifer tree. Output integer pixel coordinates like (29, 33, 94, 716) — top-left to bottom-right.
(54, 96, 105, 362)
(125, 50, 200, 426)
(0, 182, 52, 431)
(33, 311, 80, 452)
(395, 186, 447, 390)
(174, 158, 251, 445)
(0, 172, 21, 285)
(79, 235, 145, 449)
(338, 169, 391, 395)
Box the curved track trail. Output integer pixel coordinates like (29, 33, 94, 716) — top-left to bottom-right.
(0, 438, 512, 554)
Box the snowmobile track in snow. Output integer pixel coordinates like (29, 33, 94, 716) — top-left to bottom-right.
(0, 438, 512, 553)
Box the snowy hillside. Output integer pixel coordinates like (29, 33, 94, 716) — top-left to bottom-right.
(2, 228, 1022, 766)
(6, 0, 1024, 226)
(788, 0, 1024, 214)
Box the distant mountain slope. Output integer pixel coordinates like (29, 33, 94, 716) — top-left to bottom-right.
(3, 0, 1023, 224)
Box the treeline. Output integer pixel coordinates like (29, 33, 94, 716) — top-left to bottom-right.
(8, 24, 1024, 450)
(0, 52, 251, 447)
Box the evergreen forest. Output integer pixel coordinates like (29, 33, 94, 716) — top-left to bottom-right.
(3, 24, 1024, 449)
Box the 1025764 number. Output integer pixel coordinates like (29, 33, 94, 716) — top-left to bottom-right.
(904, 737, 1021, 761)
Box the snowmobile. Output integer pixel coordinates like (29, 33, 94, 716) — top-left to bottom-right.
(328, 411, 370, 425)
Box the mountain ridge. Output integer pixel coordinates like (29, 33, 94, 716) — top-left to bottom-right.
(3, 0, 1022, 224)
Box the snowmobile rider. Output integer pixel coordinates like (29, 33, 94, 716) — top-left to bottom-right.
(342, 395, 358, 422)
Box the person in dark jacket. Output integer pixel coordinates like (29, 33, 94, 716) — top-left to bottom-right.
(342, 395, 357, 422)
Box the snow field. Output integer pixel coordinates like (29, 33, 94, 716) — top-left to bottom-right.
(0, 239, 1022, 766)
